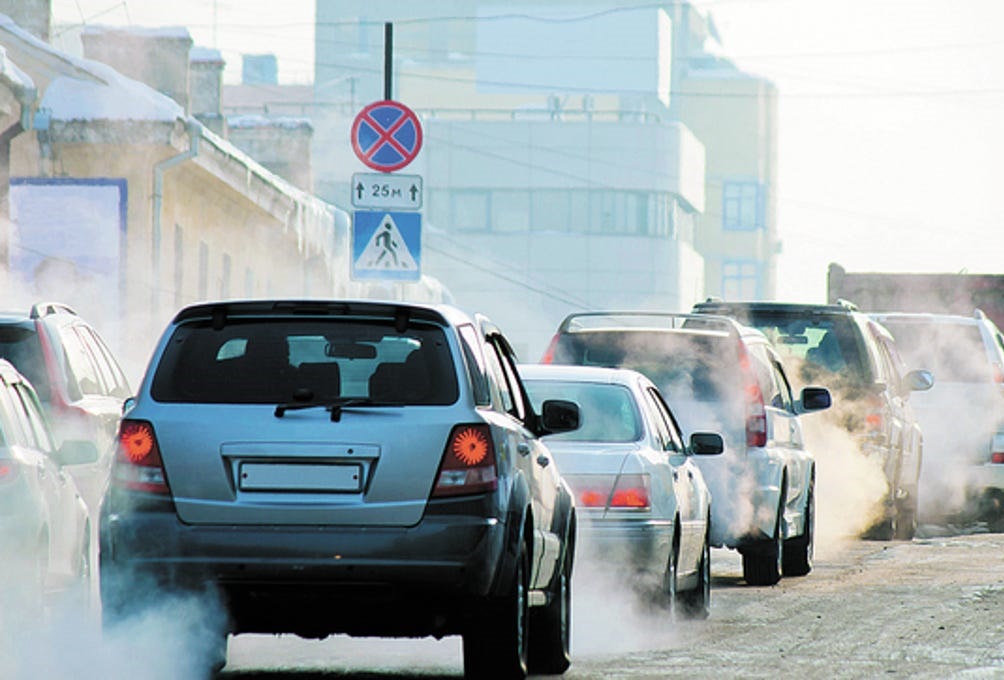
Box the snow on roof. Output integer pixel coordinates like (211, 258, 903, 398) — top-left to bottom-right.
(81, 24, 192, 40)
(0, 15, 183, 122)
(227, 114, 312, 130)
(41, 58, 184, 122)
(0, 44, 35, 94)
(191, 46, 224, 64)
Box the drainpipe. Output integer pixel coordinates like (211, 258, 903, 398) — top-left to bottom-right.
(0, 75, 36, 268)
(152, 118, 201, 313)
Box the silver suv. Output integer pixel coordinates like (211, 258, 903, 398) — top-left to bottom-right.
(100, 299, 580, 679)
(871, 310, 1004, 526)
(541, 312, 831, 586)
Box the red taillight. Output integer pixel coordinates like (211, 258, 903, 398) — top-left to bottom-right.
(432, 424, 498, 498)
(570, 474, 650, 510)
(993, 363, 1004, 384)
(0, 460, 21, 484)
(113, 420, 170, 494)
(863, 395, 886, 434)
(540, 334, 560, 364)
(992, 453, 1004, 464)
(738, 342, 767, 448)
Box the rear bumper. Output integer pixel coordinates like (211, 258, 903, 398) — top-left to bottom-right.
(99, 493, 513, 637)
(576, 516, 673, 573)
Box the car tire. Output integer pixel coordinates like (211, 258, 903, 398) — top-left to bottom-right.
(657, 528, 680, 615)
(743, 500, 783, 586)
(894, 497, 917, 540)
(463, 540, 530, 680)
(783, 480, 814, 576)
(678, 525, 711, 619)
(528, 530, 572, 675)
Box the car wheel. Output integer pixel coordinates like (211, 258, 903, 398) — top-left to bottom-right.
(783, 480, 814, 576)
(894, 496, 917, 541)
(678, 525, 711, 619)
(742, 500, 783, 586)
(528, 531, 572, 674)
(463, 540, 530, 680)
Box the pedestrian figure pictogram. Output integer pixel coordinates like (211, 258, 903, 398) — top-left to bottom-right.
(352, 211, 421, 281)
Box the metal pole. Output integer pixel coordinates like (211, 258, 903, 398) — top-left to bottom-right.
(384, 22, 393, 101)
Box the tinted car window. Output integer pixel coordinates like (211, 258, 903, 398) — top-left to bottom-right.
(0, 326, 49, 401)
(151, 319, 459, 405)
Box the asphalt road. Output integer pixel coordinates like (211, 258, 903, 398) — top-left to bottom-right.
(213, 527, 1004, 680)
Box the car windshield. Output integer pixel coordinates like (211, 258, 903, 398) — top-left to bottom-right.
(880, 321, 993, 383)
(524, 380, 641, 443)
(151, 319, 459, 405)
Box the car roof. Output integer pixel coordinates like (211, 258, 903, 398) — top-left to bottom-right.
(556, 310, 745, 335)
(518, 363, 651, 387)
(693, 299, 861, 316)
(169, 298, 474, 328)
(870, 311, 989, 326)
(0, 358, 27, 383)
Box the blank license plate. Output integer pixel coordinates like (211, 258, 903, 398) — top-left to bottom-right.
(239, 463, 362, 492)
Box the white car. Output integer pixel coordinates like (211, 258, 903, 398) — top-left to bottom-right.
(520, 364, 723, 618)
(872, 310, 1004, 525)
(541, 312, 831, 585)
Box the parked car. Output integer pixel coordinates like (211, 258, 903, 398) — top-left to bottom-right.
(691, 299, 933, 540)
(520, 363, 722, 618)
(0, 302, 131, 509)
(0, 358, 97, 615)
(871, 310, 1004, 525)
(541, 311, 830, 585)
(100, 299, 581, 679)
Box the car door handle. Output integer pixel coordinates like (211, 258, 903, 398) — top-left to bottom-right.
(536, 454, 550, 468)
(517, 443, 531, 456)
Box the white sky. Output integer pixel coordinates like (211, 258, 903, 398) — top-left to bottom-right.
(49, 0, 1004, 303)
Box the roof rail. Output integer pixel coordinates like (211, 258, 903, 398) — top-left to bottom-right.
(835, 298, 859, 311)
(29, 302, 79, 319)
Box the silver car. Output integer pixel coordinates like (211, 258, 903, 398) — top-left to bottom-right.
(521, 364, 722, 618)
(0, 358, 97, 614)
(872, 310, 1004, 525)
(541, 312, 831, 586)
(100, 299, 580, 679)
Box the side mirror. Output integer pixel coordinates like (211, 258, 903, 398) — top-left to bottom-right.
(905, 369, 934, 392)
(53, 439, 100, 467)
(689, 431, 724, 456)
(541, 399, 579, 434)
(798, 386, 832, 413)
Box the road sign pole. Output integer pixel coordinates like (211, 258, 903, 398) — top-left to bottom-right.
(384, 23, 393, 101)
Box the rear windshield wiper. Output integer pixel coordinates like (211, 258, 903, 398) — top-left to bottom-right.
(274, 397, 400, 421)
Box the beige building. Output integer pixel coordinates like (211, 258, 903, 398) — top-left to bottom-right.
(0, 13, 443, 379)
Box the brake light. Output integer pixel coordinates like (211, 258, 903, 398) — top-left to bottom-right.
(863, 395, 886, 434)
(432, 424, 498, 497)
(993, 363, 1004, 384)
(112, 419, 169, 494)
(569, 474, 650, 509)
(992, 453, 1004, 464)
(0, 460, 20, 484)
(738, 342, 767, 448)
(540, 334, 560, 364)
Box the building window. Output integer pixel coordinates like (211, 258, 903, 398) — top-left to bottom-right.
(531, 190, 570, 232)
(492, 190, 530, 232)
(722, 260, 761, 299)
(722, 181, 763, 231)
(198, 241, 209, 300)
(220, 253, 232, 298)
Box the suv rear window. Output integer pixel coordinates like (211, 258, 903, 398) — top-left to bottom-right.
(880, 320, 991, 383)
(151, 319, 459, 405)
(0, 326, 49, 401)
(551, 330, 740, 403)
(739, 313, 869, 384)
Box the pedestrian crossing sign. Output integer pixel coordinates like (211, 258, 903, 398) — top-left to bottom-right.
(352, 211, 421, 281)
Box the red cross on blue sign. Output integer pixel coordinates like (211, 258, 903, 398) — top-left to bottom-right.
(351, 100, 424, 173)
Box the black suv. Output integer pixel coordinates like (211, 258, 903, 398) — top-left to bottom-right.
(691, 300, 933, 540)
(0, 303, 132, 509)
